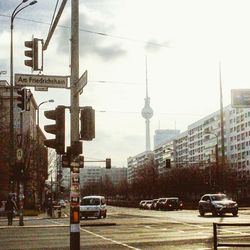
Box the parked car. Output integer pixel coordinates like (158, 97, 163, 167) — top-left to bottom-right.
(144, 200, 153, 210)
(139, 200, 147, 209)
(157, 197, 183, 211)
(198, 193, 238, 217)
(80, 195, 107, 219)
(151, 199, 160, 210)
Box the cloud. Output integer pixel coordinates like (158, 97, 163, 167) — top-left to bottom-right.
(0, 1, 14, 12)
(144, 39, 172, 52)
(56, 7, 126, 60)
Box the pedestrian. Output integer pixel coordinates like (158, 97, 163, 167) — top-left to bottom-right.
(5, 193, 18, 225)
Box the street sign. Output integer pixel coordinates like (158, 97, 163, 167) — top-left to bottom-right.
(77, 70, 88, 95)
(15, 73, 68, 88)
(16, 149, 23, 161)
(35, 86, 48, 91)
(231, 89, 250, 108)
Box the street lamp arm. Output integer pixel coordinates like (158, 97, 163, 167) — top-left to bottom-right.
(12, 3, 34, 22)
(11, 2, 23, 23)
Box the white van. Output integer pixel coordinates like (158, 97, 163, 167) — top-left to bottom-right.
(80, 195, 107, 219)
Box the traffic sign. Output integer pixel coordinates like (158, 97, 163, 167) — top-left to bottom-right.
(77, 70, 88, 95)
(16, 149, 23, 161)
(15, 73, 68, 88)
(35, 86, 48, 91)
(231, 89, 250, 108)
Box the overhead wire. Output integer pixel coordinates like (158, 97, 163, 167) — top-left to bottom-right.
(0, 14, 169, 48)
(49, 0, 60, 32)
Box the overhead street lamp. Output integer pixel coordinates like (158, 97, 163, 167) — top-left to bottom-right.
(36, 100, 54, 209)
(9, 0, 37, 190)
(37, 99, 54, 127)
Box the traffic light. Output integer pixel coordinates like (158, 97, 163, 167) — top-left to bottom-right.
(17, 88, 27, 111)
(44, 106, 65, 154)
(24, 38, 38, 70)
(106, 158, 111, 169)
(80, 106, 95, 141)
(166, 159, 171, 168)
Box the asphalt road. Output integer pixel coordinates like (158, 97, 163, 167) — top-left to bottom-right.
(0, 206, 250, 249)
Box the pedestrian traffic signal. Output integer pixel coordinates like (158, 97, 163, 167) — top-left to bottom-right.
(106, 158, 111, 169)
(80, 106, 95, 141)
(44, 106, 65, 154)
(16, 88, 27, 111)
(166, 159, 171, 168)
(24, 38, 38, 70)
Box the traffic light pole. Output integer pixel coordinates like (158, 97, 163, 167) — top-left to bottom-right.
(70, 1, 80, 249)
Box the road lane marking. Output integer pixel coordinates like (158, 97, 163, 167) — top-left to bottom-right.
(80, 227, 141, 250)
(48, 217, 141, 250)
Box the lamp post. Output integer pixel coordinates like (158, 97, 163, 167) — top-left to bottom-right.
(36, 99, 54, 209)
(204, 131, 219, 190)
(37, 99, 54, 127)
(9, 0, 37, 191)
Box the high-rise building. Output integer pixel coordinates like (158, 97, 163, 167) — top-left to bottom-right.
(154, 129, 180, 149)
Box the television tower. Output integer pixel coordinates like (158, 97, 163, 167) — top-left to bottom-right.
(141, 58, 153, 151)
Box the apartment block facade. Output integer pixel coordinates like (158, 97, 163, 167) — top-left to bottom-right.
(128, 105, 250, 183)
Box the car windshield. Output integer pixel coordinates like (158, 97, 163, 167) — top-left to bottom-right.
(211, 195, 227, 201)
(167, 198, 178, 203)
(82, 198, 100, 205)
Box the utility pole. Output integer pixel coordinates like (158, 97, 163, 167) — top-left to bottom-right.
(70, 1, 80, 249)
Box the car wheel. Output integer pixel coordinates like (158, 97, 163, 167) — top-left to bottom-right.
(84, 216, 88, 220)
(98, 211, 102, 219)
(103, 211, 107, 218)
(199, 207, 205, 216)
(219, 212, 224, 216)
(232, 211, 238, 216)
(212, 208, 217, 216)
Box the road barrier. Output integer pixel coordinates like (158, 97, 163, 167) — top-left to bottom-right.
(213, 222, 250, 249)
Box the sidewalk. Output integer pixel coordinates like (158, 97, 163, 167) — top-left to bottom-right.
(0, 210, 68, 228)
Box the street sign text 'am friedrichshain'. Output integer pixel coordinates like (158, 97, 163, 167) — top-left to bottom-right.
(231, 89, 250, 108)
(15, 73, 68, 88)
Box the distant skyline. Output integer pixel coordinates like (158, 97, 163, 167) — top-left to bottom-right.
(1, 0, 250, 166)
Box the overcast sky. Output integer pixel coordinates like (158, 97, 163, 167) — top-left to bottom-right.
(1, 0, 250, 167)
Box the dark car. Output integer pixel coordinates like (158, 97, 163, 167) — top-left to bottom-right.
(150, 199, 160, 210)
(198, 193, 238, 217)
(157, 197, 183, 211)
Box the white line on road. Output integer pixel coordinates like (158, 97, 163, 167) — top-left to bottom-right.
(48, 219, 141, 250)
(80, 227, 141, 250)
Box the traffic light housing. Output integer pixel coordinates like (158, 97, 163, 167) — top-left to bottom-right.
(80, 106, 95, 141)
(44, 106, 65, 154)
(24, 38, 38, 71)
(17, 88, 27, 111)
(106, 158, 111, 169)
(166, 159, 171, 168)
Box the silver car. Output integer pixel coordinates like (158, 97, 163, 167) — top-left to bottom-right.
(198, 193, 238, 217)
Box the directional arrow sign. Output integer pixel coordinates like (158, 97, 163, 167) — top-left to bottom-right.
(77, 70, 88, 95)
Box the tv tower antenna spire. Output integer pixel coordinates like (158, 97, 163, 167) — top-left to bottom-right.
(141, 57, 153, 151)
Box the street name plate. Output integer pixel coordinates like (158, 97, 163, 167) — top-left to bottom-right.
(35, 86, 48, 91)
(77, 70, 88, 94)
(15, 73, 68, 88)
(231, 89, 250, 108)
